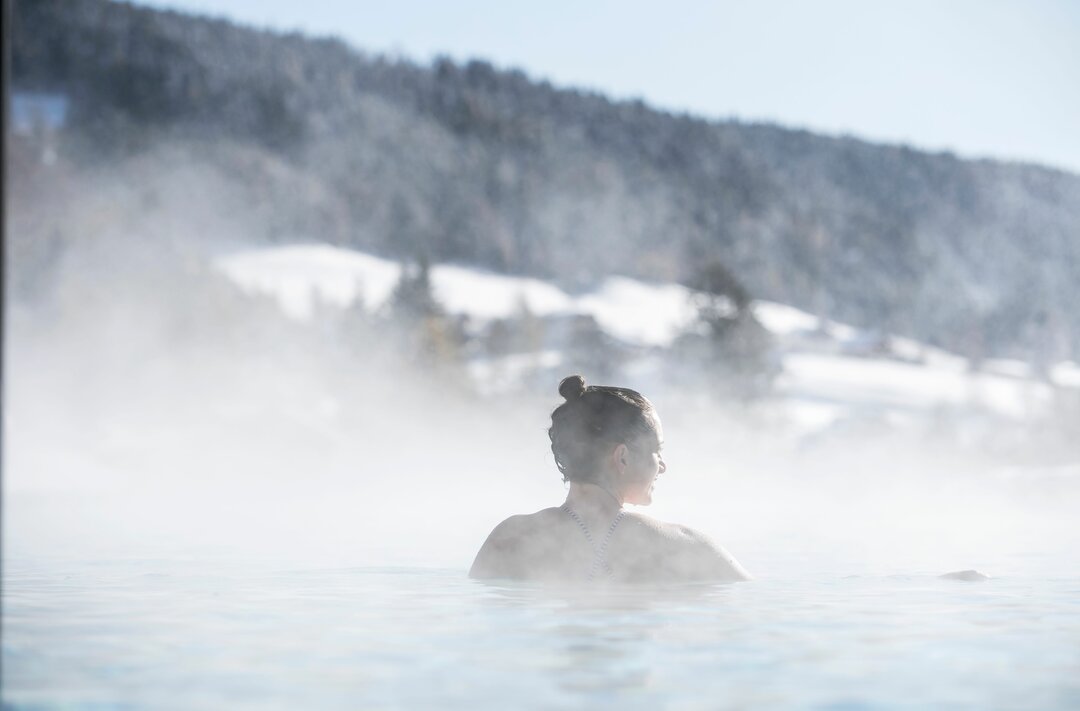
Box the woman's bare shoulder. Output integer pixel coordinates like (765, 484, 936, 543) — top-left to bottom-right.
(468, 508, 563, 579)
(617, 511, 698, 540)
(489, 508, 563, 535)
(618, 512, 751, 582)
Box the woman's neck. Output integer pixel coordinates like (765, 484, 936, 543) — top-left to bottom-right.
(566, 480, 623, 512)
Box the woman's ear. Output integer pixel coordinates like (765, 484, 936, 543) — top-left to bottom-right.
(611, 443, 630, 474)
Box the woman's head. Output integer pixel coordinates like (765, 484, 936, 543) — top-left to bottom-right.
(548, 374, 665, 505)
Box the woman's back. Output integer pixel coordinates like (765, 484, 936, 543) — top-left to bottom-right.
(470, 507, 748, 583)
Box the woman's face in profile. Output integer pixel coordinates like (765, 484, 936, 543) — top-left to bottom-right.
(621, 414, 666, 506)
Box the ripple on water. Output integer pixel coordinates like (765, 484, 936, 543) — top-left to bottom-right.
(3, 562, 1080, 710)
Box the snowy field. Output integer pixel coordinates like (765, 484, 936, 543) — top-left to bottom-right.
(215, 243, 1080, 437)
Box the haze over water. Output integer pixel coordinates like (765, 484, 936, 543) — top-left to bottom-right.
(6, 1, 1080, 708)
(5, 230, 1079, 576)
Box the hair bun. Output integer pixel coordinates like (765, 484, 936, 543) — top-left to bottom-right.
(558, 374, 587, 401)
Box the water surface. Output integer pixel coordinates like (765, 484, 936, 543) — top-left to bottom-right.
(4, 559, 1079, 709)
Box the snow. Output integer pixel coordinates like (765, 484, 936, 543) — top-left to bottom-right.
(215, 243, 697, 346)
(214, 242, 1078, 433)
(982, 358, 1035, 379)
(752, 301, 821, 335)
(1050, 361, 1080, 388)
(576, 277, 698, 347)
(430, 265, 574, 319)
(779, 352, 1054, 420)
(215, 244, 399, 319)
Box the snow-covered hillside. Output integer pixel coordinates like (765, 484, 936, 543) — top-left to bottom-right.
(215, 244, 699, 347)
(215, 243, 1080, 434)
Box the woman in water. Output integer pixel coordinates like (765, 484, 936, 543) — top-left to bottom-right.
(470, 375, 750, 583)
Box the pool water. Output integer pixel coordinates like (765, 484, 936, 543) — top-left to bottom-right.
(3, 559, 1078, 710)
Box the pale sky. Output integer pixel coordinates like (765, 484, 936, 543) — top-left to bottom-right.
(135, 0, 1080, 174)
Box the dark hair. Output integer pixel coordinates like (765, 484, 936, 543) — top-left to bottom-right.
(548, 374, 657, 483)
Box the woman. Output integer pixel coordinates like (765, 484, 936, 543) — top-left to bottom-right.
(470, 375, 750, 583)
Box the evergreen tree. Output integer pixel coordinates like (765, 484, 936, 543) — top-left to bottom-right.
(388, 254, 439, 323)
(680, 259, 777, 401)
(387, 255, 465, 377)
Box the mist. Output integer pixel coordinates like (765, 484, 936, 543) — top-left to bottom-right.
(7, 164, 1078, 578)
(8, 4, 1080, 708)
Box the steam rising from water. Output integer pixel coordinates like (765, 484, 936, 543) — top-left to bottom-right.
(6, 236, 1079, 579)
(5, 152, 1079, 579)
